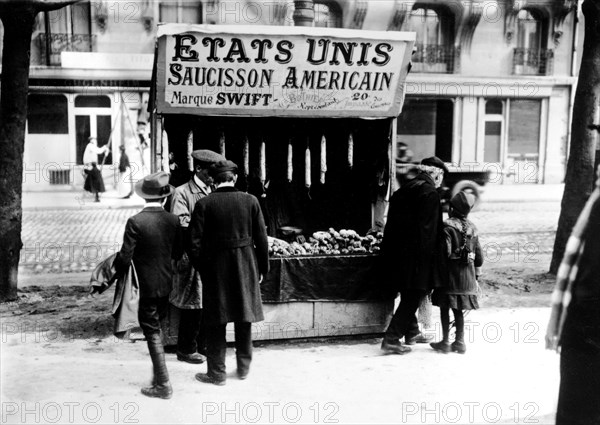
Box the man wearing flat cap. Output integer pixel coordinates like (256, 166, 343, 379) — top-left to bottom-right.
(379, 156, 448, 355)
(169, 149, 225, 365)
(115, 171, 183, 399)
(189, 160, 269, 386)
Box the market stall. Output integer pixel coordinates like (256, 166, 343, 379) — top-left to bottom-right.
(149, 23, 415, 342)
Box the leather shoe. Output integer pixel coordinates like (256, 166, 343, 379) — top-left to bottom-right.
(405, 333, 434, 345)
(177, 352, 206, 364)
(430, 341, 451, 354)
(451, 341, 466, 354)
(381, 339, 411, 355)
(237, 370, 249, 380)
(141, 383, 172, 399)
(195, 373, 226, 386)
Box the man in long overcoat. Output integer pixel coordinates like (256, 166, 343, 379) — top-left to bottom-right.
(170, 149, 224, 364)
(380, 156, 448, 354)
(189, 160, 269, 385)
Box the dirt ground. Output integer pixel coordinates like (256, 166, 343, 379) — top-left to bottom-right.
(0, 253, 560, 425)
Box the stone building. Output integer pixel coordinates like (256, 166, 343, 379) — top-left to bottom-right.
(0, 0, 582, 189)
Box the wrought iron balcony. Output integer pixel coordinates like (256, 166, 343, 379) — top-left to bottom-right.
(37, 33, 96, 66)
(512, 48, 554, 76)
(411, 44, 460, 74)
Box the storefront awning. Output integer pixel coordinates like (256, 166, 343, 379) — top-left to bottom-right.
(154, 24, 415, 119)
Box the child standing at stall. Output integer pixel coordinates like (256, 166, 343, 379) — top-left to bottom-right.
(430, 191, 483, 354)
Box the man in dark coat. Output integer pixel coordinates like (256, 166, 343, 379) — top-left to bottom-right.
(189, 159, 269, 385)
(380, 156, 448, 354)
(170, 149, 225, 365)
(115, 171, 182, 399)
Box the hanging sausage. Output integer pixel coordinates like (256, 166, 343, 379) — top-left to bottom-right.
(287, 139, 293, 183)
(259, 138, 266, 186)
(348, 132, 354, 169)
(219, 131, 226, 157)
(305, 141, 311, 189)
(320, 134, 327, 184)
(243, 135, 249, 178)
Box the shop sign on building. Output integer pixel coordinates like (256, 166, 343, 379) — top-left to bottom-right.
(155, 24, 415, 118)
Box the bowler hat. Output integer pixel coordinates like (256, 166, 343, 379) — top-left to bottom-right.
(450, 191, 476, 216)
(421, 156, 449, 174)
(134, 171, 175, 199)
(209, 159, 238, 177)
(191, 149, 225, 164)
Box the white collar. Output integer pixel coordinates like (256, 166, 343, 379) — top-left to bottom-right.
(143, 201, 163, 209)
(194, 175, 210, 192)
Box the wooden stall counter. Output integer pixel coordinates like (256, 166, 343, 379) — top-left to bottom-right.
(162, 254, 393, 344)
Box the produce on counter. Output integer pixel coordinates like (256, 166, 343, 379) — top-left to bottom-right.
(268, 228, 383, 257)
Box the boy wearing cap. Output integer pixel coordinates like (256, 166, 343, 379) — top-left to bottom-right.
(430, 191, 483, 354)
(169, 149, 225, 365)
(380, 156, 449, 354)
(115, 171, 182, 399)
(189, 160, 269, 385)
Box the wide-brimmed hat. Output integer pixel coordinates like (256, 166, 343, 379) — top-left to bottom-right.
(420, 156, 449, 174)
(134, 171, 175, 199)
(191, 149, 225, 164)
(209, 159, 238, 177)
(450, 191, 476, 216)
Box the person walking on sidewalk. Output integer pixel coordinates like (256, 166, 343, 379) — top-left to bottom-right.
(115, 171, 182, 399)
(380, 156, 448, 354)
(190, 160, 269, 385)
(430, 191, 483, 354)
(83, 137, 109, 202)
(117, 145, 134, 199)
(170, 149, 225, 365)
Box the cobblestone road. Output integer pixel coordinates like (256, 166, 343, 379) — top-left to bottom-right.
(18, 200, 560, 273)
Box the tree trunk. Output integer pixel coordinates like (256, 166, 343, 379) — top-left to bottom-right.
(0, 7, 37, 301)
(550, 0, 600, 274)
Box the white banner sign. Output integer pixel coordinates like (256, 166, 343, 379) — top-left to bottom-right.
(155, 24, 415, 118)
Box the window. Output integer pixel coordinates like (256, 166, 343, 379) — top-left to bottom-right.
(408, 8, 440, 46)
(397, 98, 453, 162)
(27, 94, 68, 134)
(314, 1, 342, 28)
(407, 6, 458, 73)
(483, 100, 504, 163)
(159, 1, 202, 24)
(517, 10, 542, 50)
(513, 9, 552, 75)
(38, 1, 93, 65)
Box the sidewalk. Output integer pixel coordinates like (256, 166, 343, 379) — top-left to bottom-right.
(480, 183, 564, 203)
(22, 188, 145, 210)
(21, 183, 565, 210)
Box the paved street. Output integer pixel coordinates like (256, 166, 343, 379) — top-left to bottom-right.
(18, 185, 562, 275)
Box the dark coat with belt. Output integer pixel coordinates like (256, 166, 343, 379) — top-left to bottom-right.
(381, 172, 446, 292)
(189, 186, 269, 325)
(116, 206, 182, 298)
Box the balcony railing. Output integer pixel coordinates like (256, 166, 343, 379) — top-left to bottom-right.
(411, 44, 460, 74)
(512, 48, 554, 76)
(37, 33, 96, 66)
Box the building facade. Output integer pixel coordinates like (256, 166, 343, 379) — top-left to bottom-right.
(0, 0, 582, 189)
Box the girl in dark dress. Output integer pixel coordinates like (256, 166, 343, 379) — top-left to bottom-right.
(431, 191, 483, 354)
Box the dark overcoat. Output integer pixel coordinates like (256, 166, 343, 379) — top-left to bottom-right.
(116, 207, 182, 298)
(381, 172, 446, 291)
(189, 186, 269, 325)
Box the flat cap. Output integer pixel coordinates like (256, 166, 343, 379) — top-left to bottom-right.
(191, 149, 225, 163)
(209, 159, 238, 176)
(420, 156, 449, 174)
